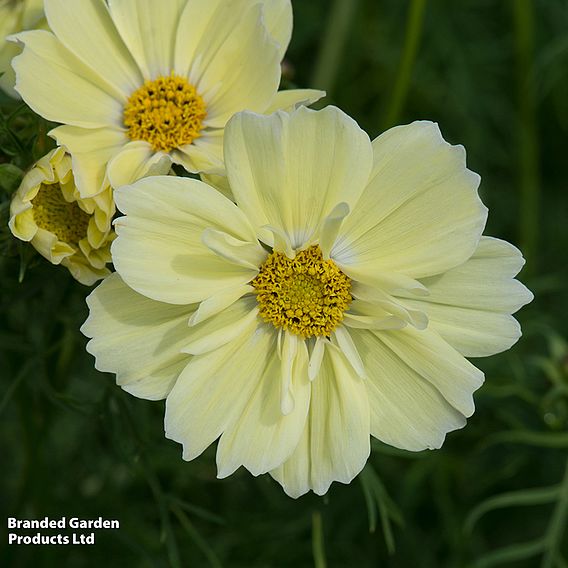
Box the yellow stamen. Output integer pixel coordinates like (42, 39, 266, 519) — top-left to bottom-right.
(252, 246, 352, 339)
(123, 74, 207, 152)
(32, 183, 90, 245)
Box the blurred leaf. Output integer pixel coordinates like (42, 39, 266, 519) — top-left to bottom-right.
(0, 163, 23, 194)
(465, 484, 560, 533)
(473, 538, 546, 568)
(483, 430, 568, 448)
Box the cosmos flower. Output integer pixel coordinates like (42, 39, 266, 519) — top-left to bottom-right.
(81, 107, 533, 497)
(9, 0, 323, 198)
(0, 0, 45, 97)
(9, 147, 114, 285)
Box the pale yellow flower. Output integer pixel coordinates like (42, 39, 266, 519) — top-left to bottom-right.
(9, 147, 114, 285)
(9, 0, 323, 197)
(81, 107, 533, 497)
(0, 0, 45, 97)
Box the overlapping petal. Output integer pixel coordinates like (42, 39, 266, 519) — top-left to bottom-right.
(82, 274, 195, 400)
(225, 106, 373, 250)
(51, 125, 126, 198)
(333, 121, 488, 280)
(44, 0, 142, 98)
(350, 328, 467, 451)
(399, 237, 533, 357)
(165, 319, 273, 461)
(10, 30, 123, 128)
(112, 176, 264, 304)
(270, 345, 370, 497)
(108, 0, 187, 79)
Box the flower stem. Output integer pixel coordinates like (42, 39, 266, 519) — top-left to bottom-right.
(381, 0, 427, 130)
(311, 0, 360, 100)
(513, 0, 540, 274)
(312, 510, 327, 568)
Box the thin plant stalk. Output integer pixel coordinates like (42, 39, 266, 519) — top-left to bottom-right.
(513, 0, 540, 274)
(311, 0, 360, 100)
(381, 0, 427, 129)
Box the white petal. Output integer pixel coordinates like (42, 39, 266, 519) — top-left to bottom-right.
(319, 202, 349, 259)
(107, 141, 171, 189)
(350, 328, 467, 451)
(270, 346, 370, 497)
(375, 327, 484, 417)
(261, 0, 292, 60)
(407, 237, 534, 313)
(176, 1, 280, 126)
(81, 273, 194, 400)
(172, 129, 225, 175)
(308, 336, 326, 381)
(202, 228, 267, 270)
(182, 297, 259, 356)
(333, 121, 488, 278)
(263, 89, 326, 114)
(225, 106, 373, 249)
(11, 30, 123, 128)
(107, 0, 186, 79)
(44, 0, 142, 98)
(333, 326, 366, 378)
(189, 285, 252, 326)
(112, 176, 259, 304)
(400, 237, 533, 357)
(216, 336, 310, 477)
(165, 322, 274, 461)
(50, 125, 126, 197)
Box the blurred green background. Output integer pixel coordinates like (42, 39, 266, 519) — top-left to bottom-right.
(1, 0, 567, 566)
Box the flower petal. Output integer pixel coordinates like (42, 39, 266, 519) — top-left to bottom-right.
(270, 345, 370, 497)
(50, 125, 126, 197)
(182, 296, 259, 356)
(400, 237, 533, 357)
(107, 141, 171, 189)
(375, 327, 484, 417)
(193, 4, 281, 126)
(44, 0, 142, 99)
(263, 89, 326, 114)
(225, 106, 373, 250)
(173, 129, 225, 175)
(81, 273, 195, 400)
(11, 30, 123, 128)
(261, 0, 292, 60)
(165, 321, 273, 461)
(107, 0, 186, 79)
(349, 328, 467, 451)
(216, 335, 310, 477)
(333, 121, 488, 278)
(112, 176, 261, 304)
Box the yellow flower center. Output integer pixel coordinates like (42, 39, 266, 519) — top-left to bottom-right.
(32, 183, 90, 245)
(252, 246, 352, 338)
(123, 74, 207, 152)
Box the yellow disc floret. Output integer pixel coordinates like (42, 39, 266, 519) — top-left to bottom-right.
(32, 182, 90, 246)
(123, 74, 207, 152)
(252, 245, 352, 338)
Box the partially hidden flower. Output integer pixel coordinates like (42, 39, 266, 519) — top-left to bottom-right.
(0, 0, 46, 97)
(9, 0, 324, 198)
(81, 107, 533, 497)
(9, 146, 114, 285)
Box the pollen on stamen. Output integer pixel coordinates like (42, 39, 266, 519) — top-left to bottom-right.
(123, 73, 207, 152)
(32, 182, 90, 246)
(251, 245, 352, 339)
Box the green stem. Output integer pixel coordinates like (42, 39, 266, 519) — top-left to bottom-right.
(312, 510, 327, 568)
(513, 0, 540, 274)
(542, 459, 568, 568)
(382, 0, 427, 129)
(311, 0, 360, 100)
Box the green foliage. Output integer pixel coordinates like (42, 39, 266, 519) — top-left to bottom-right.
(1, 1, 568, 567)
